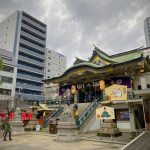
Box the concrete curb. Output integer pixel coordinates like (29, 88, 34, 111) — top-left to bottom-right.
(120, 132, 145, 150)
(81, 137, 127, 145)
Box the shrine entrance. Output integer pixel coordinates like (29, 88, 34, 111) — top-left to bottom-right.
(77, 82, 102, 103)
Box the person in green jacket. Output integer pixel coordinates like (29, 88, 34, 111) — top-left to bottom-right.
(3, 117, 12, 141)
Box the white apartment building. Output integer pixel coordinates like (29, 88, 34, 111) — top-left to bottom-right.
(45, 48, 66, 79)
(44, 48, 66, 100)
(144, 17, 150, 47)
(134, 47, 150, 91)
(0, 10, 47, 102)
(0, 48, 17, 99)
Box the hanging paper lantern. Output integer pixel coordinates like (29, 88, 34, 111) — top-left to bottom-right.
(71, 85, 76, 94)
(99, 80, 105, 90)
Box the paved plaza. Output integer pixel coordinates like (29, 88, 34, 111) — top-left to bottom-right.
(0, 133, 124, 150)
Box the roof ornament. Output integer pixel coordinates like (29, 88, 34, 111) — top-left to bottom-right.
(93, 44, 97, 50)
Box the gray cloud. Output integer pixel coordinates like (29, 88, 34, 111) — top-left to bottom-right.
(0, 0, 149, 67)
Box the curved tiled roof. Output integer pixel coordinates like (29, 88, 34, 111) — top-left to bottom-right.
(43, 46, 144, 83)
(91, 46, 142, 64)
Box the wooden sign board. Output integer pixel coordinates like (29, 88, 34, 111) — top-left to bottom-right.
(96, 106, 115, 120)
(105, 84, 127, 101)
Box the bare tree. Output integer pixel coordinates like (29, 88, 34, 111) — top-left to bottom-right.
(0, 97, 16, 115)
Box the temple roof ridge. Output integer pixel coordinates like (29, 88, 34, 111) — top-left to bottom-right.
(73, 57, 87, 65)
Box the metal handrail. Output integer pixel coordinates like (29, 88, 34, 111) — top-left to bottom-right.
(76, 96, 101, 128)
(45, 106, 63, 126)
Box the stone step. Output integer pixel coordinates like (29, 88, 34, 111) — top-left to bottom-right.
(79, 103, 102, 131)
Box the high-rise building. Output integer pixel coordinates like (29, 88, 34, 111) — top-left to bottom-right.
(44, 48, 66, 100)
(45, 48, 66, 79)
(0, 48, 17, 99)
(144, 17, 150, 47)
(0, 10, 47, 102)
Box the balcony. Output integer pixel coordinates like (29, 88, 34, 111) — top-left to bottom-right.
(17, 73, 42, 83)
(16, 93, 45, 101)
(18, 55, 44, 67)
(19, 47, 44, 60)
(21, 23, 46, 39)
(20, 38, 45, 52)
(18, 64, 44, 75)
(0, 83, 13, 89)
(22, 15, 46, 32)
(16, 82, 43, 91)
(133, 89, 150, 96)
(0, 71, 14, 78)
(20, 30, 46, 46)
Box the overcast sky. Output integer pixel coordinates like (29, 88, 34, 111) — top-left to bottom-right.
(0, 0, 150, 67)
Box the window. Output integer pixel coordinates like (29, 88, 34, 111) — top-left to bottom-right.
(48, 57, 51, 60)
(2, 76, 13, 84)
(48, 69, 50, 72)
(115, 109, 130, 121)
(6, 33, 7, 37)
(48, 63, 51, 66)
(47, 76, 50, 78)
(5, 41, 6, 44)
(138, 85, 142, 90)
(147, 84, 150, 88)
(0, 89, 11, 95)
(7, 26, 8, 29)
(48, 51, 51, 53)
(2, 66, 14, 73)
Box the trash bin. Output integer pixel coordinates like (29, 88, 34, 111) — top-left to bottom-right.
(49, 120, 58, 134)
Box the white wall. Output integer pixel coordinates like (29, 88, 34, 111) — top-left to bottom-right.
(117, 121, 131, 130)
(45, 48, 66, 79)
(0, 10, 22, 97)
(144, 19, 150, 47)
(0, 11, 18, 53)
(83, 116, 100, 132)
(134, 72, 150, 90)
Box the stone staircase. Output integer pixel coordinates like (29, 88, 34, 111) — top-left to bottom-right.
(42, 103, 92, 133)
(44, 97, 100, 132)
(69, 103, 90, 115)
(79, 103, 102, 133)
(56, 103, 91, 121)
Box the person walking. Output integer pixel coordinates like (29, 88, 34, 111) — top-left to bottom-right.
(3, 117, 12, 141)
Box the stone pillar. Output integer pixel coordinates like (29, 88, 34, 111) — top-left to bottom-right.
(56, 106, 79, 142)
(129, 105, 136, 131)
(11, 108, 24, 135)
(140, 77, 147, 89)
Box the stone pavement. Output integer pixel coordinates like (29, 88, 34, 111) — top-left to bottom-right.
(123, 132, 150, 150)
(0, 132, 124, 150)
(79, 132, 132, 144)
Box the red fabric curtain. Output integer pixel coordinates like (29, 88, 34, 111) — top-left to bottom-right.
(22, 112, 27, 121)
(9, 112, 15, 121)
(26, 113, 32, 120)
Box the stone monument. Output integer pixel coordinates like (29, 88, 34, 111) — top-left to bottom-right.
(56, 105, 79, 142)
(11, 108, 24, 135)
(97, 119, 121, 137)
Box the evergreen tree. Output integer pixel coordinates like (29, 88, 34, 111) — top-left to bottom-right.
(0, 58, 3, 70)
